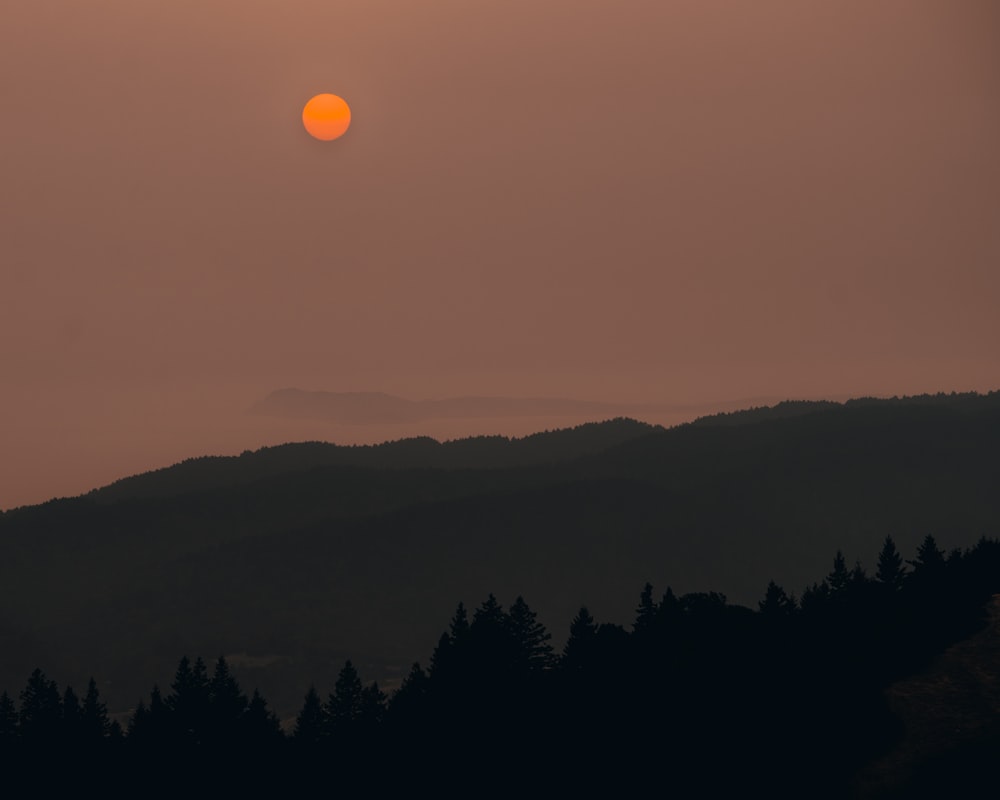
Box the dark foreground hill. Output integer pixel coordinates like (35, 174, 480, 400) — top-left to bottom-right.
(0, 391, 998, 717)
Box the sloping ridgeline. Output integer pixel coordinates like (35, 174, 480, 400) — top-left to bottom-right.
(0, 393, 997, 717)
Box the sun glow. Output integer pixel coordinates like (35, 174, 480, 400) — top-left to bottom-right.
(302, 94, 351, 141)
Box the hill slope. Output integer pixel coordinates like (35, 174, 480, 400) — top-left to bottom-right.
(1, 392, 997, 717)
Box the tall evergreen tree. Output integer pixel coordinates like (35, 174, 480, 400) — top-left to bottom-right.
(208, 655, 248, 739)
(18, 668, 61, 743)
(509, 596, 554, 670)
(389, 663, 429, 719)
(449, 602, 470, 643)
(850, 559, 869, 588)
(81, 678, 111, 743)
(472, 594, 506, 628)
(759, 581, 797, 616)
(469, 594, 517, 672)
(244, 689, 282, 745)
(876, 536, 905, 589)
(633, 582, 658, 633)
(562, 607, 598, 670)
(360, 682, 387, 730)
(429, 631, 455, 680)
(293, 686, 325, 745)
(800, 581, 830, 612)
(167, 656, 210, 745)
(61, 686, 81, 741)
(429, 602, 472, 682)
(148, 685, 168, 734)
(129, 685, 169, 747)
(326, 660, 364, 730)
(827, 552, 850, 596)
(127, 700, 148, 741)
(908, 535, 946, 573)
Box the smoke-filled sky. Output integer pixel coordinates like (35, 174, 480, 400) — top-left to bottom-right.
(2, 1, 999, 508)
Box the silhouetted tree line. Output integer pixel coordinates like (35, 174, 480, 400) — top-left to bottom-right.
(2, 535, 998, 795)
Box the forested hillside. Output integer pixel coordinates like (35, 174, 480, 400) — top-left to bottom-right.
(1, 392, 997, 718)
(2, 534, 998, 797)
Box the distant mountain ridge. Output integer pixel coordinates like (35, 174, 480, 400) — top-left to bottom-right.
(1, 390, 998, 718)
(86, 417, 661, 503)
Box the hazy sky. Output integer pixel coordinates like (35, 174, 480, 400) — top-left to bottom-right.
(3, 1, 999, 508)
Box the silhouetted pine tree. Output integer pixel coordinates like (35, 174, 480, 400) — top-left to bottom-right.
(472, 594, 505, 628)
(360, 682, 387, 730)
(449, 602, 470, 643)
(127, 700, 148, 740)
(148, 685, 168, 737)
(908, 534, 946, 574)
(326, 660, 364, 733)
(429, 602, 470, 681)
(562, 607, 598, 670)
(128, 684, 170, 748)
(759, 581, 797, 616)
(18, 669, 61, 744)
(826, 551, 850, 597)
(389, 663, 429, 720)
(800, 580, 831, 612)
(876, 536, 905, 589)
(469, 594, 517, 674)
(244, 689, 283, 745)
(166, 656, 211, 746)
(293, 686, 325, 746)
(660, 586, 682, 618)
(208, 655, 247, 744)
(61, 686, 81, 742)
(508, 596, 553, 670)
(633, 582, 657, 634)
(81, 678, 111, 743)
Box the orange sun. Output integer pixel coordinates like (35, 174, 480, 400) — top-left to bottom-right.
(302, 94, 351, 141)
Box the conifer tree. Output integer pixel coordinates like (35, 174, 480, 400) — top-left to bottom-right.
(759, 581, 797, 616)
(429, 602, 471, 680)
(449, 602, 470, 642)
(562, 607, 598, 669)
(472, 594, 506, 628)
(167, 656, 210, 745)
(127, 700, 148, 741)
(429, 632, 455, 680)
(148, 685, 168, 731)
(469, 594, 516, 672)
(130, 685, 168, 746)
(244, 689, 282, 744)
(633, 582, 657, 633)
(18, 668, 61, 743)
(360, 682, 387, 729)
(876, 536, 905, 589)
(800, 581, 830, 612)
(827, 552, 850, 595)
(326, 660, 364, 730)
(62, 685, 81, 741)
(390, 663, 429, 719)
(293, 686, 325, 745)
(81, 677, 111, 742)
(908, 535, 946, 573)
(209, 655, 248, 739)
(660, 587, 681, 617)
(508, 596, 554, 670)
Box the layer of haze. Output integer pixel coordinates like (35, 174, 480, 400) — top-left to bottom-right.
(2, 1, 999, 509)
